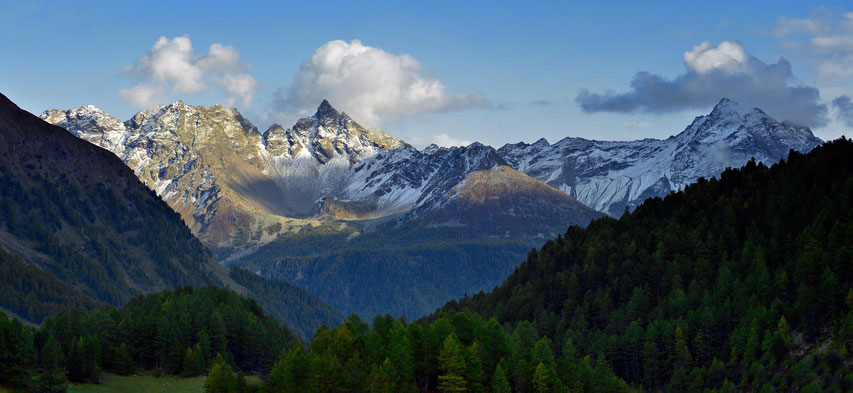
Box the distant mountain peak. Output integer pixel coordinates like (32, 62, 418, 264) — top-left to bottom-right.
(533, 137, 550, 147)
(315, 99, 340, 120)
(708, 97, 764, 120)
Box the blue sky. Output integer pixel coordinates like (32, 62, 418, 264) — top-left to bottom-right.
(2, 0, 852, 147)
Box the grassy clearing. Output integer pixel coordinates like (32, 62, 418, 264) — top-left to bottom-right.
(67, 373, 264, 393)
(68, 374, 205, 393)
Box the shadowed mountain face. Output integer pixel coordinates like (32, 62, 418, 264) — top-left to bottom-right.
(497, 98, 823, 216)
(0, 92, 230, 308)
(0, 92, 342, 335)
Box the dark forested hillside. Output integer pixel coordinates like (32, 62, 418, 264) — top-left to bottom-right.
(0, 247, 103, 323)
(0, 92, 234, 316)
(439, 138, 853, 392)
(0, 92, 343, 338)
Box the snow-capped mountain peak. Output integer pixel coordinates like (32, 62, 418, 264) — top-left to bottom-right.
(498, 98, 822, 216)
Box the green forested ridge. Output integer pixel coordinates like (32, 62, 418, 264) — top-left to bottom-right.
(227, 268, 344, 338)
(259, 139, 852, 393)
(230, 224, 534, 319)
(437, 138, 853, 391)
(0, 286, 298, 392)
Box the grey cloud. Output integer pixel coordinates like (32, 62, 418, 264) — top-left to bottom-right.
(575, 41, 828, 128)
(832, 95, 853, 127)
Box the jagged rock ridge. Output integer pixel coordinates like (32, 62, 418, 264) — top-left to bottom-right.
(43, 100, 599, 250)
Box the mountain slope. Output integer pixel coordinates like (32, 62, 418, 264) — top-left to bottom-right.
(442, 138, 853, 391)
(227, 268, 343, 338)
(1, 92, 230, 308)
(498, 98, 823, 215)
(413, 165, 599, 238)
(1, 92, 342, 336)
(41, 102, 317, 249)
(230, 225, 535, 318)
(231, 164, 600, 318)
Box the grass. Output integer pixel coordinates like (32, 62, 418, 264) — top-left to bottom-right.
(68, 374, 205, 393)
(67, 373, 264, 393)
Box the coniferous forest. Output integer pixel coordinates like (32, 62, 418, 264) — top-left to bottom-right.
(2, 139, 851, 392)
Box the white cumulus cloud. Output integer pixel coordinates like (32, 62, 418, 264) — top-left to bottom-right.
(272, 39, 484, 127)
(683, 41, 749, 74)
(432, 133, 472, 148)
(121, 35, 259, 108)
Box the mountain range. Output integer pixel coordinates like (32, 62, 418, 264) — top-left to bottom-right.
(498, 97, 823, 215)
(41, 100, 600, 253)
(41, 97, 822, 318)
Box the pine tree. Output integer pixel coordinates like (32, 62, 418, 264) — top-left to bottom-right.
(114, 343, 136, 376)
(7, 318, 37, 389)
(388, 321, 415, 392)
(439, 334, 467, 393)
(68, 336, 101, 383)
(209, 312, 228, 358)
(368, 358, 396, 393)
(35, 334, 67, 393)
(491, 363, 511, 393)
(268, 346, 312, 393)
(205, 357, 237, 393)
(533, 362, 551, 393)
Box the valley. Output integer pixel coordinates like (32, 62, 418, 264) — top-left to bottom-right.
(42, 97, 822, 319)
(3, 3, 851, 392)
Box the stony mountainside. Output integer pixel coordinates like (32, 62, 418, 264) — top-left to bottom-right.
(497, 98, 823, 216)
(44, 100, 598, 251)
(42, 102, 310, 249)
